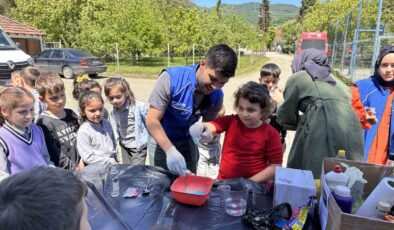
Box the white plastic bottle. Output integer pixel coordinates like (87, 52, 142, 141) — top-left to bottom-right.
(325, 165, 349, 192)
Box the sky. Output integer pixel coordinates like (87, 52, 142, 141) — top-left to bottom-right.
(193, 0, 301, 8)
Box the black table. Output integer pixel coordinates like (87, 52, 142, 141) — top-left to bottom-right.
(84, 165, 274, 230)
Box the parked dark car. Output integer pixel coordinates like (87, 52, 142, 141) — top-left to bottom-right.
(34, 48, 106, 79)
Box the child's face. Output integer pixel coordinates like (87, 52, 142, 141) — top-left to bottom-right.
(379, 53, 394, 82)
(259, 75, 279, 92)
(236, 97, 263, 128)
(42, 89, 66, 116)
(1, 96, 34, 130)
(107, 85, 127, 109)
(82, 98, 104, 124)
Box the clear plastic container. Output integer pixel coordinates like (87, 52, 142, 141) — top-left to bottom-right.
(325, 165, 349, 192)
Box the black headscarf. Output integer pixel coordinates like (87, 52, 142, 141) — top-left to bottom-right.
(373, 45, 394, 87)
(291, 48, 336, 85)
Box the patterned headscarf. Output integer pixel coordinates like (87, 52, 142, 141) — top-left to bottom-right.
(291, 48, 335, 85)
(373, 45, 394, 87)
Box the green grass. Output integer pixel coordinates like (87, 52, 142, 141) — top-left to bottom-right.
(103, 55, 268, 78)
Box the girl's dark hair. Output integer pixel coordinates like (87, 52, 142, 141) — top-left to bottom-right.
(104, 76, 136, 105)
(233, 81, 276, 119)
(72, 76, 102, 100)
(0, 87, 34, 125)
(78, 91, 104, 123)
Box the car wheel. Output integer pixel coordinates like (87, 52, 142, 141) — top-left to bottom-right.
(62, 66, 74, 79)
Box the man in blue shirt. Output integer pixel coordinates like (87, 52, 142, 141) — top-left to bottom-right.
(146, 44, 237, 175)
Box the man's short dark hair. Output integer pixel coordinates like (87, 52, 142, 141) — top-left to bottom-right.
(0, 166, 87, 230)
(260, 63, 281, 78)
(205, 44, 238, 78)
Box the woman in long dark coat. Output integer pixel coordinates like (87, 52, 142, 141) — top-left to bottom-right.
(278, 49, 364, 178)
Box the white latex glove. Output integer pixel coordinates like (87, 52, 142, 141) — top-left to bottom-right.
(165, 146, 187, 176)
(189, 122, 205, 144)
(189, 122, 213, 144)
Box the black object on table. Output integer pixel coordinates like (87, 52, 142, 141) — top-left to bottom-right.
(83, 165, 273, 230)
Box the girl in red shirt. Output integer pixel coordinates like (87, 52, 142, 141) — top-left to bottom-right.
(189, 81, 283, 183)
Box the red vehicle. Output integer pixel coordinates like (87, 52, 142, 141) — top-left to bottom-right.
(296, 32, 329, 55)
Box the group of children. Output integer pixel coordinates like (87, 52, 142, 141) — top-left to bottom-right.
(0, 68, 149, 179)
(0, 62, 286, 184)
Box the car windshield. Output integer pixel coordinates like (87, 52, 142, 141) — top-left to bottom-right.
(301, 39, 325, 50)
(0, 30, 17, 50)
(68, 49, 94, 58)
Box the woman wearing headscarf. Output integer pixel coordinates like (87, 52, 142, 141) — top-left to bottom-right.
(351, 45, 394, 166)
(278, 48, 364, 178)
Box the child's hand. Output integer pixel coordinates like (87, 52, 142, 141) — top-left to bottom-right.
(76, 161, 85, 171)
(271, 88, 284, 103)
(386, 159, 394, 166)
(365, 109, 378, 125)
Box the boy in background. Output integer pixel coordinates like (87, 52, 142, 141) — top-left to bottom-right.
(259, 63, 287, 147)
(20, 66, 45, 121)
(36, 72, 82, 171)
(0, 166, 91, 230)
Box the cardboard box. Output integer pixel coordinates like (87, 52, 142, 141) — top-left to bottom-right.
(319, 158, 394, 230)
(274, 167, 316, 213)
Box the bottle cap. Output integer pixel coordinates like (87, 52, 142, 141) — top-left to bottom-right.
(338, 150, 346, 157)
(334, 185, 350, 197)
(377, 201, 391, 212)
(333, 165, 342, 173)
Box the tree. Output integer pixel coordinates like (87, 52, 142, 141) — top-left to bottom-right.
(11, 0, 84, 47)
(215, 0, 221, 14)
(299, 0, 316, 18)
(0, 0, 15, 16)
(259, 0, 270, 33)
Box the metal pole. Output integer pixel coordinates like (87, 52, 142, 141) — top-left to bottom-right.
(238, 44, 241, 68)
(349, 1, 363, 81)
(192, 44, 195, 65)
(330, 20, 339, 68)
(340, 15, 350, 72)
(167, 43, 170, 67)
(116, 42, 119, 71)
(371, 0, 384, 74)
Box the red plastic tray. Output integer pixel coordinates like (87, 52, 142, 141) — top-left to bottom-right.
(170, 174, 214, 206)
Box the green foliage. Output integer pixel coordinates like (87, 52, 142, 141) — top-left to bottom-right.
(280, 19, 300, 47)
(220, 3, 298, 26)
(262, 26, 276, 49)
(9, 0, 260, 57)
(259, 0, 270, 32)
(299, 0, 316, 18)
(0, 0, 15, 16)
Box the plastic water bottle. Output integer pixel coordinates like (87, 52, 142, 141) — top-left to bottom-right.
(325, 165, 349, 192)
(336, 150, 346, 159)
(332, 185, 352, 214)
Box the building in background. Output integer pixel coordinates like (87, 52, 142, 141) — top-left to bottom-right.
(0, 15, 45, 56)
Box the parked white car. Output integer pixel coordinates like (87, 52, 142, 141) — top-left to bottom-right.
(0, 27, 34, 84)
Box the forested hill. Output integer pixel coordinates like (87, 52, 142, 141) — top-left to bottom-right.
(220, 3, 299, 26)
